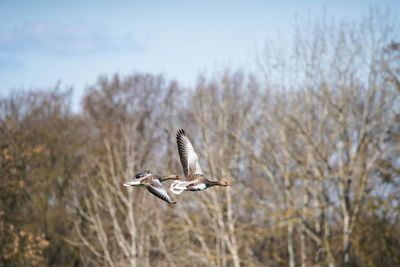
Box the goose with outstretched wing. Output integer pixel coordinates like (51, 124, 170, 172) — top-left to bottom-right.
(124, 170, 181, 204)
(170, 129, 232, 194)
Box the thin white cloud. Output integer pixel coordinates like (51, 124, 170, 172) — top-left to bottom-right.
(0, 22, 144, 56)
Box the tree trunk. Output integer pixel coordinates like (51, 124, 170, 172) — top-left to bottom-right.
(288, 223, 295, 267)
(343, 211, 351, 267)
(300, 192, 308, 267)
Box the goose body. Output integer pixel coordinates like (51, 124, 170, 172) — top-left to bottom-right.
(124, 170, 180, 204)
(170, 129, 232, 195)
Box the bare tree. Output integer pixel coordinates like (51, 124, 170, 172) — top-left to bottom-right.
(251, 10, 400, 267)
(71, 74, 182, 266)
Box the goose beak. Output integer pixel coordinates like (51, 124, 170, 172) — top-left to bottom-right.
(177, 176, 182, 179)
(226, 182, 232, 186)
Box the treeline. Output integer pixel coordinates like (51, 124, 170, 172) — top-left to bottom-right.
(1, 12, 399, 267)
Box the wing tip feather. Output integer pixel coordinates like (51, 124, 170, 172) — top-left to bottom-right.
(176, 129, 185, 138)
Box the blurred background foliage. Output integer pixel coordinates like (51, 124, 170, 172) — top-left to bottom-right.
(0, 12, 399, 267)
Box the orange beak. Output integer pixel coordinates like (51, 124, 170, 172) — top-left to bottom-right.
(177, 176, 182, 179)
(226, 182, 232, 186)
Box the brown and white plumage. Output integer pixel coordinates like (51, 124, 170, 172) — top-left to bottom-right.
(170, 129, 232, 194)
(123, 170, 180, 204)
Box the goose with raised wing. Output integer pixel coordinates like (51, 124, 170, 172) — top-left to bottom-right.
(124, 170, 181, 204)
(170, 129, 232, 194)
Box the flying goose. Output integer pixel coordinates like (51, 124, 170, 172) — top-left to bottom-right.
(124, 170, 181, 204)
(170, 129, 232, 194)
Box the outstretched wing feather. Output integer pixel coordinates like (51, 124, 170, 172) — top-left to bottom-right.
(176, 129, 203, 178)
(146, 180, 174, 204)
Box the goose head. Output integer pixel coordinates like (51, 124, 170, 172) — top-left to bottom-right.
(208, 181, 232, 187)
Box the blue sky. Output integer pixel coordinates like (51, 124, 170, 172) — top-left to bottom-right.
(0, 1, 399, 110)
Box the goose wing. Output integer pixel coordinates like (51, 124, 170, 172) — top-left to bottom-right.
(135, 170, 150, 179)
(176, 129, 203, 179)
(145, 180, 175, 204)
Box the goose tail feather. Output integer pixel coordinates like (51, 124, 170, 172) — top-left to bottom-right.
(170, 181, 189, 194)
